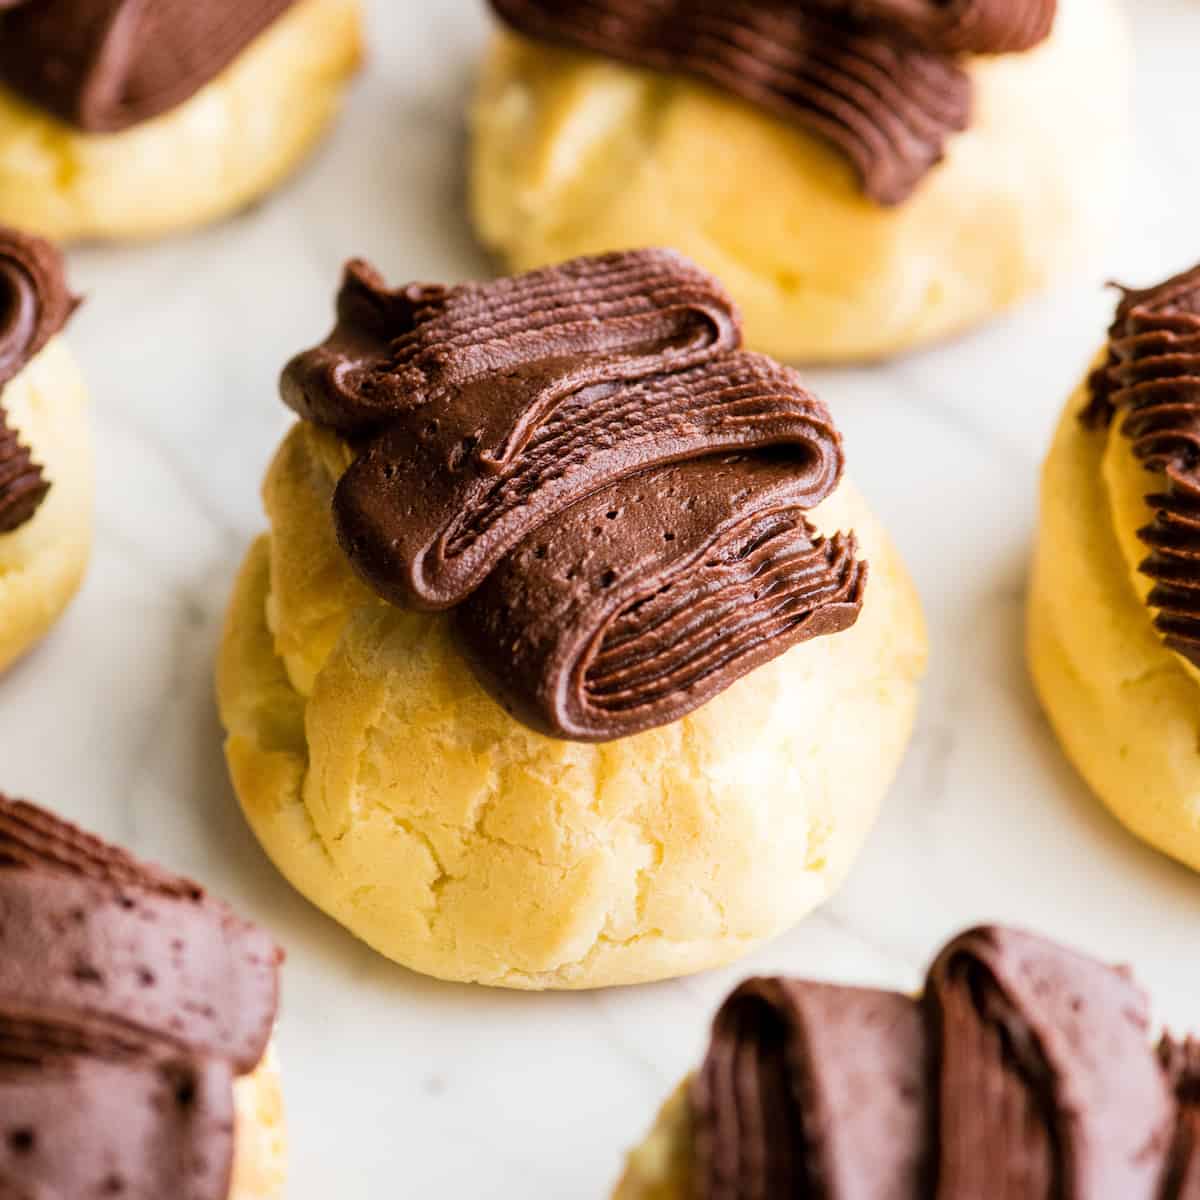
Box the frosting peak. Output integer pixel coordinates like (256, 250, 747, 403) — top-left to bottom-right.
(0, 227, 77, 536)
(0, 0, 298, 133)
(0, 795, 283, 1200)
(283, 249, 865, 742)
(692, 925, 1183, 1200)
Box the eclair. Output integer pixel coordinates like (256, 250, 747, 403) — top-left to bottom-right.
(218, 248, 927, 989)
(1031, 264, 1200, 874)
(616, 924, 1199, 1198)
(0, 794, 286, 1199)
(471, 0, 1128, 362)
(0, 0, 362, 241)
(0, 226, 90, 675)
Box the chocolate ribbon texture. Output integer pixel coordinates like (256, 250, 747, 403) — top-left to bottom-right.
(1161, 1038, 1200, 1199)
(0, 795, 283, 1200)
(812, 0, 1056, 53)
(0, 0, 297, 132)
(1086, 265, 1200, 668)
(488, 0, 1056, 206)
(282, 249, 865, 742)
(0, 227, 77, 535)
(692, 925, 1189, 1200)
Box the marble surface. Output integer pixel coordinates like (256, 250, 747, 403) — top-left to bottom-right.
(4, 1, 1200, 1195)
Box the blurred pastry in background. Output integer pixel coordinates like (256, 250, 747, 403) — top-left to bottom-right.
(471, 0, 1128, 363)
(615, 923, 1198, 1198)
(0, 793, 287, 1199)
(0, 0, 363, 241)
(0, 226, 90, 675)
(217, 247, 927, 990)
(1031, 263, 1200, 875)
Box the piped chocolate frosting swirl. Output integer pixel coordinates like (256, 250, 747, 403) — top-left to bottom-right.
(692, 925, 1190, 1200)
(0, 227, 77, 535)
(488, 0, 1056, 206)
(813, 0, 1057, 53)
(0, 794, 283, 1200)
(0, 0, 298, 133)
(1085, 265, 1200, 668)
(282, 249, 865, 742)
(1161, 1038, 1200, 1199)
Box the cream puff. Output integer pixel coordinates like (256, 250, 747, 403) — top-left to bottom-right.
(0, 0, 363, 242)
(0, 226, 91, 675)
(1030, 264, 1200, 875)
(471, 0, 1128, 363)
(615, 924, 1198, 1198)
(217, 248, 927, 990)
(0, 793, 286, 1199)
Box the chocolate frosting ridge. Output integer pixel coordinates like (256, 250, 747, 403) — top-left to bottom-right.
(0, 795, 283, 1200)
(926, 926, 1172, 1199)
(1085, 265, 1200, 668)
(814, 0, 1056, 54)
(455, 460, 864, 740)
(283, 249, 864, 742)
(0, 227, 77, 535)
(489, 0, 971, 206)
(0, 0, 298, 133)
(691, 925, 1183, 1199)
(693, 979, 928, 1198)
(1160, 1038, 1200, 1199)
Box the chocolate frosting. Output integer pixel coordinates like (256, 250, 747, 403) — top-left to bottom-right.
(0, 795, 283, 1200)
(490, 0, 1058, 205)
(282, 249, 864, 741)
(0, 227, 77, 536)
(1085, 265, 1200, 668)
(1160, 1038, 1200, 1199)
(692, 925, 1182, 1199)
(693, 979, 927, 1199)
(489, 0, 971, 206)
(812, 0, 1057, 53)
(926, 926, 1172, 1199)
(0, 0, 298, 133)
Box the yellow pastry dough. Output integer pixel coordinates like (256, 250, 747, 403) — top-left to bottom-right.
(470, 0, 1128, 362)
(0, 338, 92, 675)
(0, 0, 363, 242)
(216, 420, 927, 990)
(612, 1084, 692, 1200)
(232, 1045, 288, 1200)
(1029, 368, 1200, 873)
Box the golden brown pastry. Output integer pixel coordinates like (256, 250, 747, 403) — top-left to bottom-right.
(0, 225, 90, 675)
(0, 0, 363, 242)
(471, 0, 1128, 362)
(217, 249, 927, 989)
(1030, 264, 1200, 874)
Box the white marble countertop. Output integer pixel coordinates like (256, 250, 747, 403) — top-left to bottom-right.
(4, 1, 1200, 1195)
